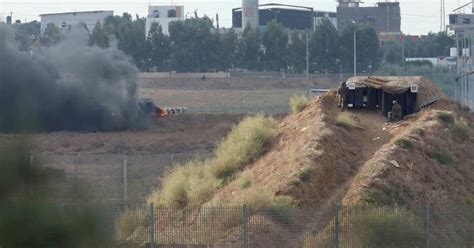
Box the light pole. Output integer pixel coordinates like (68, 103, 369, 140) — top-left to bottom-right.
(353, 27, 370, 77)
(269, 9, 280, 23)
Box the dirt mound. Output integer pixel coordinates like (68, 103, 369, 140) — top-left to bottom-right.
(210, 77, 473, 210)
(200, 77, 474, 246)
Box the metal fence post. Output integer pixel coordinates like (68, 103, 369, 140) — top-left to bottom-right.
(29, 154, 35, 166)
(426, 205, 431, 248)
(123, 157, 128, 203)
(335, 204, 340, 248)
(150, 203, 155, 248)
(242, 204, 249, 248)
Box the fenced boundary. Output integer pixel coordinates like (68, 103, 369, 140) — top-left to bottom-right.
(79, 203, 474, 248)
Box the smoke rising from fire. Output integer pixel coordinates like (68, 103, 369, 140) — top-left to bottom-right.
(0, 26, 142, 132)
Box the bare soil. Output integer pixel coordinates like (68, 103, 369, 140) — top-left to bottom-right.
(0, 114, 244, 155)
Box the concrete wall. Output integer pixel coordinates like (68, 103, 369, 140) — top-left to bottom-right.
(40, 11, 113, 34)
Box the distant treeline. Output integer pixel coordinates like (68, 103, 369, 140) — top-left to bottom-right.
(13, 14, 455, 73)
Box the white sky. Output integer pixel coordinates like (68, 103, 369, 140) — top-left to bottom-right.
(0, 0, 471, 35)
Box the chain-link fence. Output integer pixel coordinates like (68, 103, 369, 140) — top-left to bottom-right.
(32, 153, 212, 203)
(68, 203, 474, 248)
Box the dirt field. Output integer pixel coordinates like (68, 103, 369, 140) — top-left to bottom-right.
(139, 77, 338, 114)
(1, 114, 245, 203)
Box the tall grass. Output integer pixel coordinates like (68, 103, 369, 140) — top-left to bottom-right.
(148, 160, 218, 208)
(148, 114, 277, 208)
(210, 114, 276, 181)
(289, 95, 311, 113)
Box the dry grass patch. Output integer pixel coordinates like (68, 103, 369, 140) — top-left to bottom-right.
(348, 208, 424, 247)
(437, 112, 455, 125)
(210, 114, 276, 181)
(148, 160, 218, 208)
(431, 151, 454, 165)
(230, 189, 296, 210)
(236, 170, 253, 189)
(336, 113, 355, 129)
(394, 137, 413, 150)
(451, 119, 469, 140)
(289, 95, 311, 113)
(148, 114, 277, 209)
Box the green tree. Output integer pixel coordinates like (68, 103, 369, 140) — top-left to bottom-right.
(287, 32, 306, 73)
(39, 23, 62, 46)
(217, 29, 238, 71)
(340, 23, 379, 73)
(13, 20, 40, 51)
(261, 20, 288, 71)
(237, 24, 261, 70)
(103, 13, 147, 70)
(381, 40, 403, 63)
(311, 18, 339, 72)
(169, 17, 219, 72)
(404, 32, 454, 58)
(89, 21, 109, 48)
(146, 23, 171, 71)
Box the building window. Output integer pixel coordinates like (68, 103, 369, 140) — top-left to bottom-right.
(152, 10, 160, 18)
(463, 18, 471, 24)
(61, 21, 67, 28)
(449, 15, 457, 24)
(168, 9, 177, 18)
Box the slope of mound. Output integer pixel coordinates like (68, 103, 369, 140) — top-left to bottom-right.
(343, 103, 474, 207)
(211, 92, 394, 208)
(210, 78, 473, 210)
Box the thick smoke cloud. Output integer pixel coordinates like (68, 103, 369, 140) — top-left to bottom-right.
(0, 25, 142, 132)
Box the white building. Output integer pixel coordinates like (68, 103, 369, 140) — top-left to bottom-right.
(146, 6, 184, 36)
(40, 10, 113, 34)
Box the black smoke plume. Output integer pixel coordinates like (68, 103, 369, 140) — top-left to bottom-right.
(0, 25, 142, 132)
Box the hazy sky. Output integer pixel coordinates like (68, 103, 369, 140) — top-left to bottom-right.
(0, 0, 471, 35)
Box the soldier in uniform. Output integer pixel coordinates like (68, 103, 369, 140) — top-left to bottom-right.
(391, 100, 403, 122)
(337, 81, 348, 111)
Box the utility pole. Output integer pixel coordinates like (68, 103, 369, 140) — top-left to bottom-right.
(354, 30, 357, 77)
(440, 0, 446, 32)
(306, 31, 310, 79)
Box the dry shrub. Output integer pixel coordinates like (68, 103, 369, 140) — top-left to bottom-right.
(431, 151, 454, 165)
(148, 115, 277, 209)
(210, 114, 276, 181)
(451, 119, 469, 140)
(394, 137, 413, 150)
(336, 113, 355, 129)
(230, 189, 296, 211)
(289, 166, 312, 187)
(289, 95, 310, 113)
(236, 170, 253, 189)
(148, 160, 218, 208)
(437, 112, 455, 125)
(230, 189, 273, 210)
(348, 208, 424, 247)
